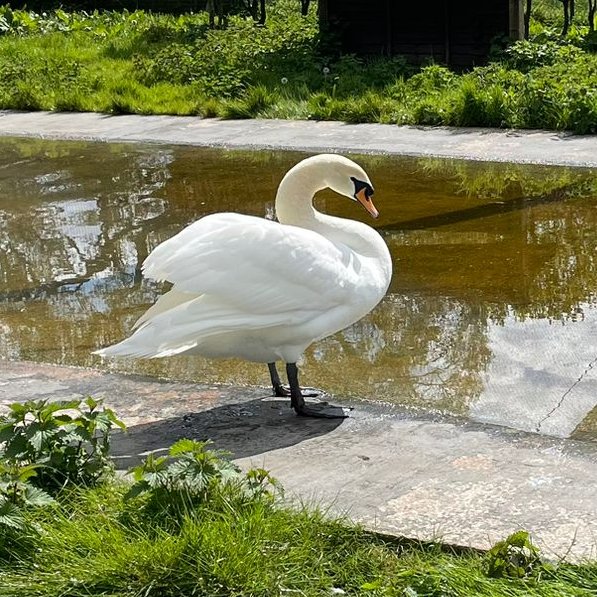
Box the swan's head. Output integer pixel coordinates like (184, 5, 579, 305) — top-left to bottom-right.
(320, 154, 379, 219)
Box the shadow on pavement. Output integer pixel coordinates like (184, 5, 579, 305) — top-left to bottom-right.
(110, 396, 344, 468)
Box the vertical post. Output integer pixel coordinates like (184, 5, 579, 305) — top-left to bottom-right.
(509, 0, 525, 40)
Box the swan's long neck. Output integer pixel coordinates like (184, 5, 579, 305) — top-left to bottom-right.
(274, 159, 391, 271)
(275, 166, 324, 228)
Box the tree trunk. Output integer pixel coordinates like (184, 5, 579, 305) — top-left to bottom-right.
(590, 0, 596, 32)
(524, 0, 532, 38)
(259, 0, 266, 25)
(561, 0, 570, 35)
(301, 0, 311, 16)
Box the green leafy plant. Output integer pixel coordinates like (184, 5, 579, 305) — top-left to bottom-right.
(0, 460, 54, 531)
(485, 530, 544, 579)
(0, 460, 55, 562)
(0, 397, 125, 493)
(503, 39, 583, 72)
(0, 4, 596, 131)
(127, 439, 280, 517)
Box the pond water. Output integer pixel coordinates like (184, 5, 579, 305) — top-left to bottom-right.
(0, 137, 596, 441)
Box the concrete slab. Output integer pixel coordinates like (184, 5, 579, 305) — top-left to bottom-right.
(0, 110, 596, 167)
(1, 360, 596, 562)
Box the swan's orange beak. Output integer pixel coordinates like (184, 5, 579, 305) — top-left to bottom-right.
(355, 188, 379, 219)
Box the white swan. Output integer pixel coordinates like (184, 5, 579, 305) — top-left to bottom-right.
(95, 154, 392, 418)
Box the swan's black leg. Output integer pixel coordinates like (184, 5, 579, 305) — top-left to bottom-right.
(268, 362, 288, 397)
(286, 363, 349, 419)
(268, 362, 320, 398)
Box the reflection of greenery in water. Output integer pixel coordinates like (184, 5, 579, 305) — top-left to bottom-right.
(417, 157, 597, 200)
(0, 137, 595, 438)
(384, 158, 597, 321)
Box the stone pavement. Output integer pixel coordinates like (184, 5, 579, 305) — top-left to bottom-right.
(0, 110, 596, 167)
(2, 360, 596, 562)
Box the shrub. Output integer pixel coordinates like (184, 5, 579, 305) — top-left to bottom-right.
(0, 461, 54, 531)
(504, 39, 584, 72)
(485, 530, 543, 579)
(412, 98, 449, 126)
(515, 55, 597, 133)
(126, 439, 279, 520)
(0, 460, 55, 559)
(0, 398, 125, 493)
(450, 78, 510, 128)
(406, 64, 456, 93)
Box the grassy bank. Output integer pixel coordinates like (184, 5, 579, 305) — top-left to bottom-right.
(0, 1, 596, 132)
(1, 399, 597, 596)
(3, 484, 597, 597)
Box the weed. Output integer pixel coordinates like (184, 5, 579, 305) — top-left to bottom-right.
(0, 397, 125, 493)
(126, 439, 279, 524)
(485, 530, 543, 579)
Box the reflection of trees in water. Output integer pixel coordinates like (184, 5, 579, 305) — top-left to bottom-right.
(523, 196, 597, 320)
(385, 159, 597, 322)
(417, 157, 597, 201)
(0, 139, 174, 300)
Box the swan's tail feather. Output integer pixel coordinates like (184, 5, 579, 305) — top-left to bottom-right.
(93, 340, 198, 359)
(93, 293, 311, 360)
(132, 288, 200, 330)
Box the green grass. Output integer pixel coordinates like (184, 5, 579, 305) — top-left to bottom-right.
(1, 482, 596, 597)
(0, 1, 596, 132)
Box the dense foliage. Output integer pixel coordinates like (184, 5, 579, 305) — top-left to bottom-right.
(0, 1, 595, 132)
(0, 398, 596, 595)
(0, 397, 124, 492)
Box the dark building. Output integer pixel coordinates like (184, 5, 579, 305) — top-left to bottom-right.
(319, 0, 524, 68)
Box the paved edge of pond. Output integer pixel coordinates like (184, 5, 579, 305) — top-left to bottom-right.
(0, 110, 596, 167)
(2, 360, 597, 562)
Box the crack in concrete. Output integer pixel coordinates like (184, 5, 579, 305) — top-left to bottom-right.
(536, 354, 597, 433)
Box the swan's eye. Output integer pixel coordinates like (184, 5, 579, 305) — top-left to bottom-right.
(351, 177, 374, 201)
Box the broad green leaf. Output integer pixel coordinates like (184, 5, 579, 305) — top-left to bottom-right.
(169, 438, 207, 456)
(23, 485, 55, 507)
(29, 428, 58, 452)
(16, 464, 40, 482)
(3, 435, 30, 459)
(0, 500, 25, 530)
(85, 396, 98, 411)
(125, 480, 150, 500)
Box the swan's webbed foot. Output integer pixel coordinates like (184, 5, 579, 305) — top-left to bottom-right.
(294, 401, 349, 419)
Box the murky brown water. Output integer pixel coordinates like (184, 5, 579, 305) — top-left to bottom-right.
(1, 137, 596, 440)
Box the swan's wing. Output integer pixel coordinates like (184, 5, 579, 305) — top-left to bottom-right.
(142, 213, 359, 314)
